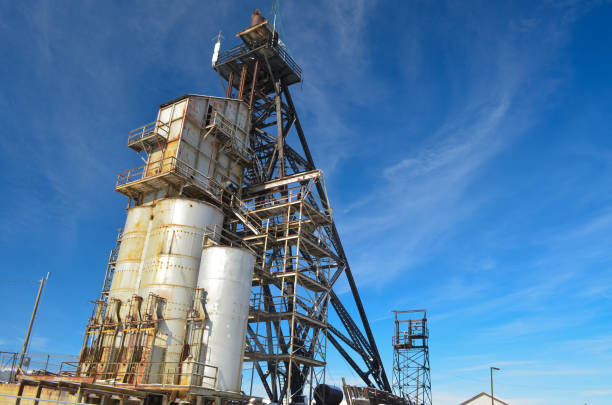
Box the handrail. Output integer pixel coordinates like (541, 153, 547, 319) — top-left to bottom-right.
(241, 185, 331, 217)
(245, 333, 324, 357)
(216, 42, 302, 80)
(61, 360, 218, 387)
(276, 43, 302, 78)
(115, 156, 226, 200)
(207, 110, 251, 160)
(217, 44, 250, 65)
(0, 351, 79, 382)
(208, 110, 235, 138)
(127, 121, 169, 145)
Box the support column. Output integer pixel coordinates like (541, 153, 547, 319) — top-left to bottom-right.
(249, 60, 259, 109)
(33, 383, 43, 405)
(238, 65, 247, 100)
(274, 80, 284, 177)
(226, 72, 234, 98)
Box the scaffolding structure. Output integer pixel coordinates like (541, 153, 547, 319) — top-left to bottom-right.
(392, 310, 431, 405)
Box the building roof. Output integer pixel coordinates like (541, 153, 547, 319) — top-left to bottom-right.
(459, 392, 510, 405)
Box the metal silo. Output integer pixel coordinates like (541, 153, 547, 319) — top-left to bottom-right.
(138, 198, 224, 383)
(197, 246, 255, 392)
(108, 205, 153, 320)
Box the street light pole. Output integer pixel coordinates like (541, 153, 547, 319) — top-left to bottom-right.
(490, 367, 500, 405)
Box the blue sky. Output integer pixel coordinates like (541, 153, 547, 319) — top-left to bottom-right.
(1, 1, 611, 404)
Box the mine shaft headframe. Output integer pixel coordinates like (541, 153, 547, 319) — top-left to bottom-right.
(214, 14, 302, 106)
(214, 8, 392, 400)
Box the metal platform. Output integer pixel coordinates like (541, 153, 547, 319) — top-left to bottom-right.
(115, 157, 223, 204)
(126, 121, 169, 153)
(215, 22, 302, 97)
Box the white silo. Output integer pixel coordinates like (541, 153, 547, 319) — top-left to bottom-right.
(197, 246, 255, 392)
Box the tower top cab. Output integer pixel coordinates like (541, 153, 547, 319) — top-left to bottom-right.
(214, 11, 302, 99)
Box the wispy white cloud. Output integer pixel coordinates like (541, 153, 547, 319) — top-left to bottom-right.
(330, 0, 598, 292)
(561, 335, 612, 358)
(581, 388, 612, 396)
(479, 312, 595, 340)
(0, 1, 235, 242)
(281, 0, 383, 175)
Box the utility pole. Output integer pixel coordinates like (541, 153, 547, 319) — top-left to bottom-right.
(490, 366, 500, 405)
(18, 273, 49, 372)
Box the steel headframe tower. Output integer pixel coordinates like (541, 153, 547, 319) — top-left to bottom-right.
(392, 310, 432, 405)
(214, 19, 332, 405)
(213, 14, 390, 404)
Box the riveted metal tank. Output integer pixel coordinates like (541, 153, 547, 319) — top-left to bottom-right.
(138, 198, 224, 383)
(197, 246, 255, 392)
(108, 205, 153, 321)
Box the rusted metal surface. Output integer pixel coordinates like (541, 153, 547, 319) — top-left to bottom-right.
(238, 65, 247, 100)
(226, 72, 234, 98)
(250, 9, 266, 27)
(249, 59, 259, 109)
(109, 206, 153, 321)
(117, 95, 251, 203)
(342, 378, 410, 405)
(79, 198, 224, 389)
(138, 198, 224, 380)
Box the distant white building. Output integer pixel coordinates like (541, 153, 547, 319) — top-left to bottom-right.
(459, 392, 509, 405)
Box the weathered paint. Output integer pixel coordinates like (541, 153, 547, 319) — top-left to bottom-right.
(197, 246, 255, 391)
(108, 205, 153, 320)
(137, 198, 224, 383)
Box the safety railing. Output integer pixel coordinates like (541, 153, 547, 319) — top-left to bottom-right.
(115, 156, 226, 200)
(207, 110, 235, 140)
(393, 320, 428, 346)
(250, 292, 326, 318)
(116, 157, 172, 186)
(60, 360, 218, 388)
(216, 44, 250, 65)
(276, 42, 302, 79)
(216, 41, 301, 81)
(0, 352, 79, 383)
(263, 259, 331, 281)
(224, 135, 251, 163)
(127, 121, 169, 146)
(232, 194, 264, 224)
(242, 183, 331, 218)
(245, 331, 325, 361)
(202, 224, 244, 248)
(206, 110, 251, 162)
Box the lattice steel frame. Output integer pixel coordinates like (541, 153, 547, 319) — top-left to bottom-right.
(392, 310, 431, 405)
(214, 20, 391, 403)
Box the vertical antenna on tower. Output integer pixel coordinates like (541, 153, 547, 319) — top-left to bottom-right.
(270, 0, 279, 33)
(212, 31, 223, 67)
